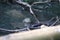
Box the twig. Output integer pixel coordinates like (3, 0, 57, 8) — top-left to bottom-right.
(31, 0, 51, 6)
(48, 17, 55, 23)
(50, 16, 60, 26)
(45, 17, 55, 26)
(0, 27, 29, 33)
(16, 0, 40, 23)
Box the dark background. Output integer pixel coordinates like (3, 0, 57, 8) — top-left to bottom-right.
(0, 0, 60, 36)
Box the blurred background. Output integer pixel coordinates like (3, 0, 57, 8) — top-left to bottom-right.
(0, 0, 60, 36)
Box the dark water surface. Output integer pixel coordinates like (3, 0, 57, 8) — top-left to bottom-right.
(0, 2, 60, 36)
